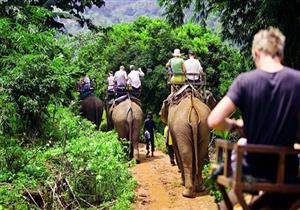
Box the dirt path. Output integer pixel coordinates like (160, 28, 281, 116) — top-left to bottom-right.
(131, 144, 218, 210)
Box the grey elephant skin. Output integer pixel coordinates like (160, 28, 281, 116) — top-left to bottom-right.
(80, 95, 104, 130)
(165, 95, 211, 198)
(108, 98, 143, 162)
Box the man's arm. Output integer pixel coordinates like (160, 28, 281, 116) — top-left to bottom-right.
(199, 66, 204, 76)
(138, 68, 145, 77)
(182, 62, 186, 74)
(207, 96, 242, 131)
(198, 60, 204, 76)
(166, 59, 171, 68)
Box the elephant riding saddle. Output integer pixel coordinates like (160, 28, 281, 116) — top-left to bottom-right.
(160, 84, 205, 124)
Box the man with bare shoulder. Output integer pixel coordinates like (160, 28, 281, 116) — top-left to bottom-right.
(208, 27, 300, 199)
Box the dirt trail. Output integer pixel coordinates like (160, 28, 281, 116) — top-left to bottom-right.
(131, 144, 218, 210)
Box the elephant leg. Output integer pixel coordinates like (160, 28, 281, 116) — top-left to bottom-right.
(131, 122, 141, 163)
(171, 133, 184, 185)
(195, 125, 210, 192)
(177, 135, 195, 198)
(131, 129, 140, 163)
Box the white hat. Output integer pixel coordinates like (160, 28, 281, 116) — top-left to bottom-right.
(83, 76, 90, 84)
(173, 49, 181, 56)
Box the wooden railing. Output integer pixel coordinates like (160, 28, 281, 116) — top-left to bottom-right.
(214, 139, 300, 210)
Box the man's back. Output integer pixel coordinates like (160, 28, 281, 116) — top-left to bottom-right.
(144, 118, 155, 135)
(128, 70, 143, 88)
(227, 67, 300, 146)
(184, 58, 202, 80)
(170, 57, 184, 74)
(114, 70, 127, 86)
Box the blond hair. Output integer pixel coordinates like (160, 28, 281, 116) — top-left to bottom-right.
(252, 27, 285, 59)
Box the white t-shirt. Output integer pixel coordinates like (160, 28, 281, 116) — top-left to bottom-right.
(114, 70, 127, 86)
(184, 58, 203, 80)
(107, 76, 114, 91)
(128, 69, 144, 88)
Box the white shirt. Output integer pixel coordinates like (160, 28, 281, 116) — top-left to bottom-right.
(128, 69, 144, 88)
(114, 70, 127, 86)
(107, 76, 114, 91)
(184, 58, 203, 80)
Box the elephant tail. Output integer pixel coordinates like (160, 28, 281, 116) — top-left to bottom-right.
(188, 95, 201, 175)
(126, 101, 134, 156)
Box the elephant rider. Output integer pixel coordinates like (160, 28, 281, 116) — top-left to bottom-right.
(208, 27, 300, 207)
(127, 65, 144, 98)
(107, 71, 115, 101)
(164, 125, 176, 166)
(166, 49, 185, 91)
(184, 50, 204, 84)
(114, 65, 127, 98)
(144, 112, 156, 157)
(79, 75, 92, 100)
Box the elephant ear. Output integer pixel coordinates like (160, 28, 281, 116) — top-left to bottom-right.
(160, 99, 169, 124)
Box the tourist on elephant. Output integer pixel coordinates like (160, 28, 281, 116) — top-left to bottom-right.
(208, 27, 300, 183)
(184, 50, 204, 83)
(127, 65, 144, 98)
(164, 125, 176, 166)
(114, 65, 127, 98)
(166, 49, 185, 85)
(144, 112, 156, 157)
(79, 75, 92, 100)
(107, 71, 115, 101)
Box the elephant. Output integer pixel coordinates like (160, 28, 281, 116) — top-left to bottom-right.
(161, 90, 211, 198)
(107, 98, 143, 162)
(80, 95, 104, 130)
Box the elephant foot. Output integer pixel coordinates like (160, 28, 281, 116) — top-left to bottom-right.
(182, 188, 196, 198)
(195, 184, 206, 193)
(134, 153, 140, 164)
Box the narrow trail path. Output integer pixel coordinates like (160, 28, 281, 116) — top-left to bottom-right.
(131, 144, 218, 210)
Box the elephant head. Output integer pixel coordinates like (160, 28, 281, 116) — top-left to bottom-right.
(80, 95, 104, 130)
(166, 92, 211, 198)
(109, 98, 143, 163)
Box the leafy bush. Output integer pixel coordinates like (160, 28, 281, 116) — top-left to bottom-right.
(0, 6, 80, 137)
(155, 132, 167, 153)
(203, 163, 222, 202)
(70, 17, 250, 116)
(0, 107, 136, 209)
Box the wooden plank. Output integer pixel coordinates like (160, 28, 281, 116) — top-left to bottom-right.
(276, 152, 285, 184)
(217, 175, 232, 187)
(235, 183, 300, 193)
(237, 144, 299, 154)
(217, 183, 233, 210)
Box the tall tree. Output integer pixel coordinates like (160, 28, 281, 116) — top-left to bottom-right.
(158, 0, 300, 69)
(0, 0, 105, 29)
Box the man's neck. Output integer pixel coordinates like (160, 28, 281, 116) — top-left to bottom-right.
(257, 55, 283, 73)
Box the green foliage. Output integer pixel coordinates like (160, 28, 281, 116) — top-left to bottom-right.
(155, 132, 167, 153)
(0, 106, 136, 209)
(0, 6, 80, 136)
(72, 17, 249, 115)
(213, 129, 230, 140)
(159, 0, 300, 69)
(0, 0, 105, 30)
(203, 163, 222, 202)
